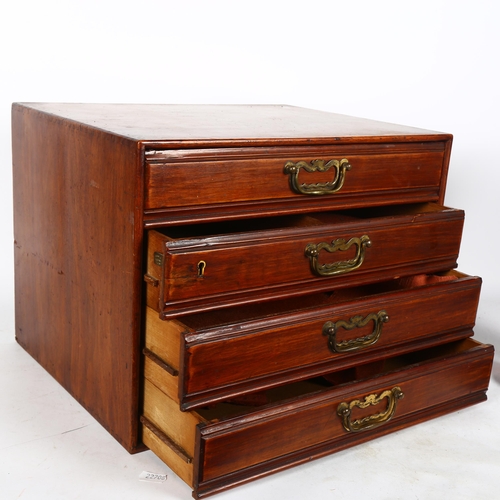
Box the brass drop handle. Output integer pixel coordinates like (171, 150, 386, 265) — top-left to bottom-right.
(337, 387, 404, 433)
(284, 158, 351, 195)
(305, 235, 371, 276)
(323, 310, 389, 353)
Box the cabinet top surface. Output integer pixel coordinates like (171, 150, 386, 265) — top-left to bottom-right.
(14, 103, 449, 145)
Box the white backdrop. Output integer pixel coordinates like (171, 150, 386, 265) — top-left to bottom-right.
(1, 2, 499, 499)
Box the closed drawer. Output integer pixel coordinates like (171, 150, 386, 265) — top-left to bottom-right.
(144, 142, 450, 223)
(145, 203, 464, 317)
(141, 338, 494, 498)
(144, 271, 481, 409)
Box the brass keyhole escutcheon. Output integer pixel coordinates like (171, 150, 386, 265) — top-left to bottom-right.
(197, 261, 206, 277)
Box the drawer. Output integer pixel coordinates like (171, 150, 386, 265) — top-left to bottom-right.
(144, 142, 450, 223)
(141, 338, 494, 498)
(144, 270, 481, 409)
(145, 203, 464, 317)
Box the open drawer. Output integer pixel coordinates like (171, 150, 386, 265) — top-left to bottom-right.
(144, 270, 482, 410)
(145, 203, 464, 317)
(141, 338, 494, 498)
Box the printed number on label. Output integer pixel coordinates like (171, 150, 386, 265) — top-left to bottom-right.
(139, 471, 167, 483)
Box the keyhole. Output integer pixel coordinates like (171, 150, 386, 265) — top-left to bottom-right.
(197, 261, 206, 277)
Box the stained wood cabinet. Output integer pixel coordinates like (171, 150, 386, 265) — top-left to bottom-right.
(12, 104, 493, 498)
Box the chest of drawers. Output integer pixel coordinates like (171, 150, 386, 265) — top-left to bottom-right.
(12, 103, 493, 498)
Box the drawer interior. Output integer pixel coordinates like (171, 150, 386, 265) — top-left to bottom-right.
(168, 270, 465, 332)
(155, 202, 449, 241)
(179, 337, 487, 422)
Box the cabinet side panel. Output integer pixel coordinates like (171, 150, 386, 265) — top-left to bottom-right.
(12, 104, 144, 452)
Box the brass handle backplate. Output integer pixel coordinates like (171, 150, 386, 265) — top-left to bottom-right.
(305, 235, 371, 276)
(323, 310, 389, 353)
(337, 386, 404, 433)
(284, 158, 351, 195)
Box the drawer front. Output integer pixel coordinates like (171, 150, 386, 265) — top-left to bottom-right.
(141, 339, 493, 497)
(145, 205, 464, 317)
(145, 272, 482, 409)
(144, 143, 449, 221)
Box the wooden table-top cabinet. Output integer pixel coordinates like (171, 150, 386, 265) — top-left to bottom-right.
(12, 103, 493, 498)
